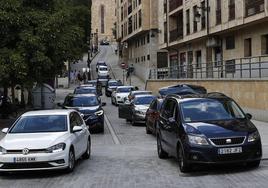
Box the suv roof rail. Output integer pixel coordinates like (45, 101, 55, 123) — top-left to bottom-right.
(167, 92, 229, 100)
(206, 92, 228, 97)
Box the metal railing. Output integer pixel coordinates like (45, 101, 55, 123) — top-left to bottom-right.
(149, 56, 268, 80)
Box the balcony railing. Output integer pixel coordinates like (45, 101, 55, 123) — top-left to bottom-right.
(148, 55, 268, 80)
(169, 0, 183, 12)
(245, 0, 264, 17)
(169, 27, 183, 42)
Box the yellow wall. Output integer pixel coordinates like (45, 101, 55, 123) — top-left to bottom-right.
(146, 79, 268, 121)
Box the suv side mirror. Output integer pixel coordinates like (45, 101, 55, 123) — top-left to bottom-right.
(246, 113, 252, 120)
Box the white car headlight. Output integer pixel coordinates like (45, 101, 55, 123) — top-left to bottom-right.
(47, 143, 66, 153)
(188, 135, 209, 146)
(248, 131, 260, 142)
(95, 110, 104, 116)
(0, 146, 7, 155)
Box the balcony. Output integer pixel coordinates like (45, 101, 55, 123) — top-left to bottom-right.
(169, 27, 183, 42)
(169, 0, 183, 12)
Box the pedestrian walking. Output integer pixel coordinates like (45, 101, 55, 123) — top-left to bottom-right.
(77, 71, 83, 85)
(83, 71, 87, 84)
(74, 70, 78, 84)
(70, 70, 75, 84)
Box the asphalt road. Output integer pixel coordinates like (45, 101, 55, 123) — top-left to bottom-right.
(1, 46, 268, 188)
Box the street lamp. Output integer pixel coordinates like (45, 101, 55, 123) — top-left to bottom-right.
(87, 38, 91, 80)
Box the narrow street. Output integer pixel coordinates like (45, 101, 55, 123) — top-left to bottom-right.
(1, 46, 268, 188)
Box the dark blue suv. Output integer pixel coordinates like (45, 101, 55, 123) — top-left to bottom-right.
(157, 93, 262, 172)
(59, 94, 106, 133)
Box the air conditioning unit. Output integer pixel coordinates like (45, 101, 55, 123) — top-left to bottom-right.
(206, 37, 221, 47)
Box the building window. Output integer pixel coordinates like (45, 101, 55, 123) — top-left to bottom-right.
(186, 9, 190, 35)
(164, 0, 167, 14)
(201, 1, 206, 29)
(225, 60, 236, 74)
(244, 38, 252, 57)
(100, 5, 105, 34)
(196, 50, 202, 69)
(164, 22, 167, 43)
(228, 0, 235, 21)
(245, 0, 264, 17)
(121, 7, 123, 21)
(226, 36, 235, 50)
(147, 34, 150, 43)
(147, 54, 150, 60)
(128, 16, 133, 34)
(261, 34, 268, 55)
(138, 10, 142, 28)
(138, 0, 141, 5)
(193, 6, 197, 33)
(216, 0, 221, 25)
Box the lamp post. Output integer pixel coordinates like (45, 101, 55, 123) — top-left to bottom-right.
(87, 38, 91, 81)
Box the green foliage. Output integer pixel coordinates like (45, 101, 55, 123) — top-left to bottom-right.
(0, 0, 91, 88)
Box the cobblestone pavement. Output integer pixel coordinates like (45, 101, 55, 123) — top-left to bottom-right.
(1, 46, 268, 187)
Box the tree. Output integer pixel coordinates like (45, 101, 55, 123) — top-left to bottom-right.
(0, 0, 92, 105)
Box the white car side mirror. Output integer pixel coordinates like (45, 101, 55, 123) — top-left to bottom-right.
(2, 128, 8, 134)
(73, 126, 83, 133)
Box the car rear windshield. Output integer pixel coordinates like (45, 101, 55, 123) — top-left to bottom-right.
(133, 91, 152, 96)
(65, 96, 99, 107)
(109, 81, 119, 86)
(117, 87, 133, 93)
(134, 96, 156, 105)
(99, 67, 107, 71)
(10, 115, 67, 133)
(181, 99, 245, 122)
(74, 88, 96, 94)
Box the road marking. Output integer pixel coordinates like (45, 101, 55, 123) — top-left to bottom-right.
(104, 114, 121, 145)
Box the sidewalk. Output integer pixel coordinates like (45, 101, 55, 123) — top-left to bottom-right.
(108, 46, 146, 90)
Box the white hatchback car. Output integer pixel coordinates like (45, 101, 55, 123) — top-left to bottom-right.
(111, 86, 135, 106)
(0, 110, 91, 172)
(97, 65, 109, 77)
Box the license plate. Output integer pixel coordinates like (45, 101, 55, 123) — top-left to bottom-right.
(218, 147, 242, 155)
(13, 157, 36, 163)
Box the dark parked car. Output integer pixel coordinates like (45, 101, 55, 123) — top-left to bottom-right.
(86, 80, 97, 87)
(145, 98, 163, 135)
(126, 90, 152, 103)
(59, 94, 106, 133)
(105, 80, 123, 97)
(119, 95, 157, 126)
(74, 86, 98, 95)
(97, 75, 110, 87)
(159, 84, 207, 97)
(156, 93, 262, 173)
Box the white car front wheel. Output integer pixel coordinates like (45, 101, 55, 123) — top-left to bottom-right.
(66, 148, 75, 172)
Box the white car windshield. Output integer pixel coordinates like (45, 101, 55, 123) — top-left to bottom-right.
(10, 115, 68, 133)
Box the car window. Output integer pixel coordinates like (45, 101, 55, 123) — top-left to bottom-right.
(150, 100, 157, 110)
(74, 112, 83, 126)
(161, 99, 176, 119)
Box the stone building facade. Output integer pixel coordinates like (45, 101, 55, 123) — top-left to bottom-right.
(115, 0, 159, 81)
(91, 0, 116, 42)
(157, 0, 268, 79)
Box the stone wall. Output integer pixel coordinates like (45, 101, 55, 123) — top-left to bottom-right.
(146, 79, 268, 122)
